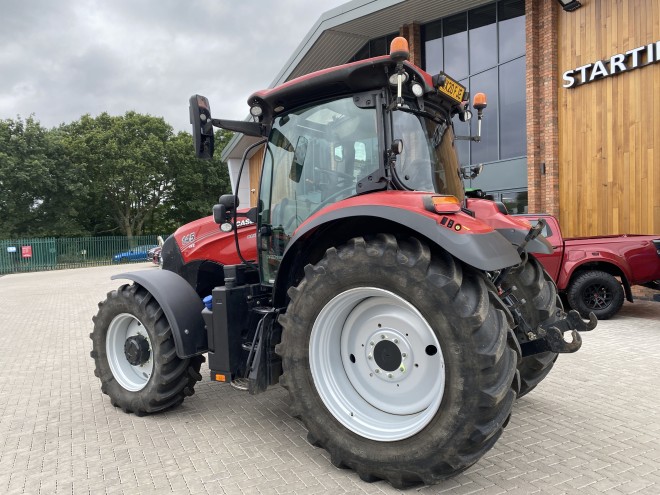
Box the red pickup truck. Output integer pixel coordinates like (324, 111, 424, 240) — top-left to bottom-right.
(518, 214, 660, 319)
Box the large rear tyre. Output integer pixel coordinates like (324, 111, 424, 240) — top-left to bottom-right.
(276, 235, 519, 487)
(500, 256, 560, 398)
(567, 270, 624, 320)
(90, 283, 204, 415)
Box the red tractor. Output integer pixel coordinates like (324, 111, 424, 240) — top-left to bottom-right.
(90, 38, 596, 487)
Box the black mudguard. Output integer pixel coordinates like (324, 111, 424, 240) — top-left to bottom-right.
(112, 270, 208, 358)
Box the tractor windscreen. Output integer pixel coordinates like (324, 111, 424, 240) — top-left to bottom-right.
(391, 107, 464, 200)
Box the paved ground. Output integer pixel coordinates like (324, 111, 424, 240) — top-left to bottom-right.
(0, 263, 659, 495)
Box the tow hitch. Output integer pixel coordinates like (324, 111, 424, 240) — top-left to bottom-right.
(520, 309, 597, 356)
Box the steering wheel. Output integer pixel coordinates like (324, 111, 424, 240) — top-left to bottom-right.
(308, 185, 356, 217)
(315, 167, 354, 181)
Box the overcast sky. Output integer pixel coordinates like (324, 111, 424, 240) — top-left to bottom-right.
(0, 0, 349, 132)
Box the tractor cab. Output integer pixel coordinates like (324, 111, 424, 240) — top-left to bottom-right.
(191, 38, 484, 288)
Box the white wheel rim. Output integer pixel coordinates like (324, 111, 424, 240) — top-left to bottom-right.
(106, 313, 154, 391)
(309, 287, 445, 441)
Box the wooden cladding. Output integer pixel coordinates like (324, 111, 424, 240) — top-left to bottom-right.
(558, 0, 660, 237)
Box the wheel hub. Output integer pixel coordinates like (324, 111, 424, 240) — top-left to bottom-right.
(364, 329, 411, 382)
(373, 339, 401, 372)
(124, 335, 151, 366)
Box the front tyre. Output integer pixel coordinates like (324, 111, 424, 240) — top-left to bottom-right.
(276, 235, 519, 487)
(90, 283, 204, 415)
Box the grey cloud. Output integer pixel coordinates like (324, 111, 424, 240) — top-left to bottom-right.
(0, 0, 348, 131)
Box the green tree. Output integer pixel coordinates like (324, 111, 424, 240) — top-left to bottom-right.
(0, 116, 70, 237)
(156, 129, 233, 233)
(62, 112, 176, 238)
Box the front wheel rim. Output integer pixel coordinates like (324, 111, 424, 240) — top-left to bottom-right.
(309, 287, 445, 442)
(106, 313, 154, 391)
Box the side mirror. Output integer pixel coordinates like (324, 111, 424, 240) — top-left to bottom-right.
(189, 95, 215, 159)
(218, 194, 239, 210)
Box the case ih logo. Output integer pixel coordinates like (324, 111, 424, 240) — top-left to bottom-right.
(236, 219, 254, 228)
(182, 233, 195, 244)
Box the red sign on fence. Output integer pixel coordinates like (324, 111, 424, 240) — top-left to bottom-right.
(22, 246, 33, 258)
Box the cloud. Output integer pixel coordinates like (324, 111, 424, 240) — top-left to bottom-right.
(0, 0, 347, 131)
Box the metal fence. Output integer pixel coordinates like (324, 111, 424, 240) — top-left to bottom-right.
(0, 236, 162, 275)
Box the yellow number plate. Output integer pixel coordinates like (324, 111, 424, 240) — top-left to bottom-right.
(437, 75, 466, 104)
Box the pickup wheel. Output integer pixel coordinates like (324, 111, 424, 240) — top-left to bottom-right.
(276, 235, 518, 487)
(500, 256, 560, 398)
(567, 270, 624, 320)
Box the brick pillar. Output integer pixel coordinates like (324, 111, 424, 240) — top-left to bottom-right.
(400, 23, 422, 66)
(526, 0, 560, 217)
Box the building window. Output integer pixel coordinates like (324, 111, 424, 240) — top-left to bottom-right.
(350, 33, 399, 62)
(422, 0, 526, 169)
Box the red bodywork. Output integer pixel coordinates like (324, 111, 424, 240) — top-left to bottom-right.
(299, 191, 496, 235)
(172, 212, 258, 266)
(519, 214, 660, 291)
(171, 194, 542, 273)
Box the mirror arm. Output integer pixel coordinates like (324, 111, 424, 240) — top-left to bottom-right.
(455, 111, 484, 142)
(211, 118, 268, 137)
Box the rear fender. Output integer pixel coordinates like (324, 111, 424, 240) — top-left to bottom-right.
(112, 270, 207, 358)
(273, 205, 523, 305)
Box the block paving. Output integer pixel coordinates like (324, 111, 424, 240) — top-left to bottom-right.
(1, 264, 659, 494)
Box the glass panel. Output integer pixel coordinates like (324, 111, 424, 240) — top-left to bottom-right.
(470, 68, 498, 164)
(499, 0, 525, 61)
(259, 97, 378, 284)
(443, 13, 468, 80)
(423, 20, 443, 74)
(353, 41, 370, 62)
(500, 190, 528, 214)
(370, 37, 388, 57)
(499, 57, 526, 159)
(469, 4, 497, 74)
(424, 38, 443, 76)
(391, 109, 464, 198)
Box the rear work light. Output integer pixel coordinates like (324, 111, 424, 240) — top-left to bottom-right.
(423, 195, 462, 214)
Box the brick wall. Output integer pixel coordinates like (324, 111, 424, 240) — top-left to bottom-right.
(400, 23, 422, 66)
(526, 0, 559, 218)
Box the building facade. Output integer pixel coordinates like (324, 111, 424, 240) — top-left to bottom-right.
(223, 0, 659, 237)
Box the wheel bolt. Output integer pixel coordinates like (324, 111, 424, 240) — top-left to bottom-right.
(368, 354, 372, 360)
(381, 334, 385, 339)
(375, 369, 380, 373)
(402, 352, 407, 358)
(370, 341, 374, 346)
(399, 366, 405, 372)
(387, 373, 393, 378)
(393, 338, 399, 344)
